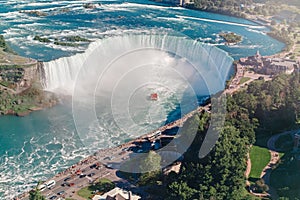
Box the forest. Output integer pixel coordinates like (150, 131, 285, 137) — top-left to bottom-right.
(135, 72, 300, 200)
(186, 0, 300, 23)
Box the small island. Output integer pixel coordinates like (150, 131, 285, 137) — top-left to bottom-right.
(33, 36, 51, 43)
(219, 32, 243, 45)
(19, 10, 47, 17)
(33, 35, 91, 47)
(83, 3, 101, 9)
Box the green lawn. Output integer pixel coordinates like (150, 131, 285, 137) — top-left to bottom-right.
(77, 187, 94, 200)
(239, 77, 251, 84)
(77, 178, 115, 200)
(249, 145, 271, 180)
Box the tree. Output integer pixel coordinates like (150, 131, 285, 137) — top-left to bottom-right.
(139, 151, 161, 173)
(138, 151, 162, 186)
(29, 189, 45, 200)
(166, 125, 248, 200)
(167, 181, 197, 200)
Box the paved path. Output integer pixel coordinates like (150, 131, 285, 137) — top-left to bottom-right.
(246, 131, 296, 199)
(245, 153, 252, 190)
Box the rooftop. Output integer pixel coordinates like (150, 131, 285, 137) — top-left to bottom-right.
(92, 187, 141, 200)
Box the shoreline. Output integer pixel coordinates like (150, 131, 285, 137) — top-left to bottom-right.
(17, 104, 211, 200)
(183, 5, 293, 56)
(16, 44, 256, 198)
(5, 3, 294, 199)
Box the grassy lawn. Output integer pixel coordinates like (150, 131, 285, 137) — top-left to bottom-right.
(249, 145, 271, 180)
(77, 187, 94, 200)
(77, 178, 115, 200)
(239, 77, 251, 84)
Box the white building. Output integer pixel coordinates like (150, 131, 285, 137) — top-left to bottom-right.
(92, 187, 141, 200)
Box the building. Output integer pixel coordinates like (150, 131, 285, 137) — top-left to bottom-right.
(163, 162, 182, 175)
(92, 187, 141, 200)
(151, 0, 193, 6)
(264, 58, 296, 75)
(239, 51, 299, 75)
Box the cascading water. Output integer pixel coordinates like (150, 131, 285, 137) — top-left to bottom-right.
(0, 0, 285, 196)
(42, 41, 102, 92)
(42, 34, 234, 95)
(42, 34, 234, 148)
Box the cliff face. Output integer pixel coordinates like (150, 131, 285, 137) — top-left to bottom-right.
(23, 63, 39, 82)
(22, 62, 46, 89)
(0, 61, 58, 116)
(37, 61, 46, 87)
(19, 64, 37, 89)
(0, 61, 46, 93)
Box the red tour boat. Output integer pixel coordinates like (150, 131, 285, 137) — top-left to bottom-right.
(150, 93, 158, 101)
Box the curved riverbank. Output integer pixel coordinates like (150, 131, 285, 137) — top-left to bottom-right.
(0, 1, 287, 198)
(17, 104, 211, 200)
(16, 36, 254, 198)
(182, 2, 297, 56)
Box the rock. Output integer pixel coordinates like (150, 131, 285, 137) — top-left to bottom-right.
(16, 110, 31, 117)
(83, 3, 97, 9)
(6, 109, 16, 115)
(19, 10, 47, 17)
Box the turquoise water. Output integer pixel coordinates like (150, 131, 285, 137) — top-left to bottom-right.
(0, 0, 284, 198)
(0, 0, 283, 61)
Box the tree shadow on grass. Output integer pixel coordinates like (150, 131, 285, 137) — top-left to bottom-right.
(248, 177, 260, 183)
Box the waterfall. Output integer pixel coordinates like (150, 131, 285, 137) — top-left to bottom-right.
(42, 34, 234, 164)
(42, 40, 102, 93)
(42, 34, 234, 95)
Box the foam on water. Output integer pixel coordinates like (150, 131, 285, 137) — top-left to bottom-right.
(41, 35, 233, 152)
(177, 15, 265, 29)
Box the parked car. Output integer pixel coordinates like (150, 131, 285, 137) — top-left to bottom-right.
(49, 195, 57, 200)
(63, 177, 71, 182)
(106, 164, 113, 169)
(87, 173, 95, 177)
(61, 183, 67, 187)
(57, 191, 65, 195)
(90, 164, 97, 169)
(79, 174, 86, 178)
(66, 182, 75, 187)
